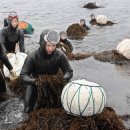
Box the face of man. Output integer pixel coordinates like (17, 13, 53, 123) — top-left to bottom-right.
(45, 41, 56, 55)
(11, 18, 19, 28)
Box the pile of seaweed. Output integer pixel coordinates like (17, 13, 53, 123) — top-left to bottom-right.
(57, 43, 95, 60)
(7, 70, 67, 108)
(83, 2, 100, 9)
(7, 77, 25, 97)
(13, 107, 125, 130)
(67, 52, 95, 61)
(94, 50, 129, 64)
(66, 23, 88, 40)
(34, 70, 67, 108)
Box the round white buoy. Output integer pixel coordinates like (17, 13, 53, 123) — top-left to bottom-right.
(61, 79, 106, 116)
(96, 15, 108, 25)
(117, 39, 130, 59)
(3, 52, 27, 80)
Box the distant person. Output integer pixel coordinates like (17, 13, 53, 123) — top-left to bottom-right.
(4, 17, 34, 34)
(57, 31, 73, 53)
(89, 13, 116, 26)
(0, 11, 25, 53)
(89, 14, 97, 25)
(79, 19, 90, 30)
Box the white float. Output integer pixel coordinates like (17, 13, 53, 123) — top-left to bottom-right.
(117, 39, 130, 59)
(96, 15, 108, 25)
(3, 52, 27, 80)
(61, 79, 106, 116)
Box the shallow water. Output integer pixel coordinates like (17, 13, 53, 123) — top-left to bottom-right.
(0, 0, 130, 129)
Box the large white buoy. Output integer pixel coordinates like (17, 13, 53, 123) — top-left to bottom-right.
(96, 15, 108, 25)
(117, 39, 130, 59)
(3, 52, 27, 80)
(61, 79, 106, 116)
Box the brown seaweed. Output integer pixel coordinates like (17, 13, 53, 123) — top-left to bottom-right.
(66, 23, 88, 40)
(13, 107, 125, 130)
(83, 2, 101, 9)
(94, 50, 129, 64)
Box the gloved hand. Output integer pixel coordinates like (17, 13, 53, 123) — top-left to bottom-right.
(7, 53, 13, 58)
(9, 69, 17, 80)
(63, 74, 70, 85)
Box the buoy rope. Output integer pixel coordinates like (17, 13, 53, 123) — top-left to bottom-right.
(70, 81, 99, 87)
(69, 85, 82, 114)
(61, 83, 73, 106)
(66, 84, 74, 113)
(96, 86, 105, 114)
(81, 86, 93, 115)
(78, 85, 82, 116)
(91, 87, 95, 115)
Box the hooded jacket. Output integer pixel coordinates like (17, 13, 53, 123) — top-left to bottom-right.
(0, 19, 25, 53)
(0, 42, 13, 70)
(20, 30, 73, 85)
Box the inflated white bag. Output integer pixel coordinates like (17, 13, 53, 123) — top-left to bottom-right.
(61, 79, 106, 116)
(117, 39, 130, 59)
(96, 15, 108, 25)
(3, 52, 27, 80)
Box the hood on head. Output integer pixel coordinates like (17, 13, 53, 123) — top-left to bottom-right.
(80, 19, 86, 26)
(39, 29, 60, 56)
(80, 19, 85, 22)
(8, 11, 19, 28)
(39, 29, 50, 52)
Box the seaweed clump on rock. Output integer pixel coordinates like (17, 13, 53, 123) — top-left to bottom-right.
(83, 2, 101, 9)
(94, 50, 129, 64)
(13, 107, 125, 130)
(67, 51, 95, 61)
(66, 23, 88, 40)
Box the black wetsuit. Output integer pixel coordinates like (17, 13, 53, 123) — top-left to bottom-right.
(82, 24, 90, 30)
(20, 30, 73, 113)
(0, 24, 25, 53)
(4, 18, 8, 27)
(0, 42, 13, 93)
